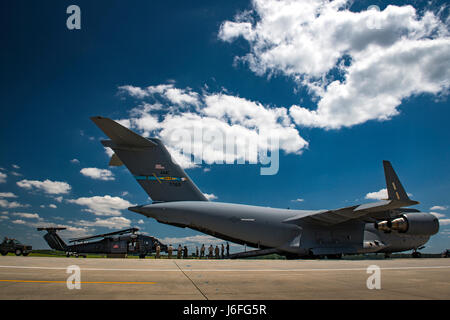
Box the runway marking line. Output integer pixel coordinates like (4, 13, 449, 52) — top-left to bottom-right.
(0, 265, 449, 272)
(0, 279, 156, 285)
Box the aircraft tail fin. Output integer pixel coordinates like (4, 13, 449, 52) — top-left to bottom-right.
(383, 160, 418, 204)
(37, 227, 67, 251)
(91, 116, 207, 202)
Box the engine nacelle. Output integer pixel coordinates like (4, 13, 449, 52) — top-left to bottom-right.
(375, 212, 439, 235)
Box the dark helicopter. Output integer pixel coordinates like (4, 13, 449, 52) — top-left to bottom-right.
(37, 227, 167, 258)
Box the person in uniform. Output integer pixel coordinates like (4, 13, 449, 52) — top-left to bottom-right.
(208, 244, 213, 258)
(226, 242, 230, 257)
(221, 243, 225, 259)
(177, 244, 182, 259)
(200, 244, 205, 258)
(215, 245, 220, 259)
(155, 244, 161, 259)
(168, 244, 173, 259)
(183, 245, 188, 258)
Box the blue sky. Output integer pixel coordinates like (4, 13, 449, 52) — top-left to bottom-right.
(1, 0, 449, 253)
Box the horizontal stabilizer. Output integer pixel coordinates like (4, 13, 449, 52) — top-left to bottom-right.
(91, 116, 156, 148)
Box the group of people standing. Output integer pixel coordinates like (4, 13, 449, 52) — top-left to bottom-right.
(154, 242, 230, 259)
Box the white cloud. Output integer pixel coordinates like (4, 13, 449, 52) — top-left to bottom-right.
(439, 219, 450, 226)
(291, 198, 304, 202)
(12, 219, 26, 225)
(54, 196, 63, 203)
(0, 172, 6, 183)
(12, 164, 20, 169)
(0, 199, 29, 209)
(10, 171, 22, 177)
(72, 217, 132, 230)
(118, 85, 150, 99)
(70, 159, 80, 164)
(12, 212, 42, 220)
(365, 188, 388, 200)
(80, 168, 115, 181)
(0, 192, 17, 198)
(219, 0, 450, 130)
(204, 193, 218, 201)
(17, 179, 71, 194)
(67, 195, 134, 216)
(430, 212, 446, 218)
(430, 205, 447, 211)
(119, 85, 308, 168)
(49, 204, 57, 209)
(137, 219, 144, 224)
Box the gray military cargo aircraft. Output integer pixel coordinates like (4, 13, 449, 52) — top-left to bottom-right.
(91, 116, 439, 259)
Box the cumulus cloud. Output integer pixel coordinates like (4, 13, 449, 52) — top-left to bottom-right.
(118, 84, 308, 168)
(430, 205, 447, 210)
(70, 159, 80, 164)
(17, 179, 71, 194)
(204, 193, 218, 201)
(430, 212, 446, 218)
(49, 204, 57, 209)
(365, 188, 388, 200)
(219, 0, 450, 129)
(80, 168, 115, 181)
(0, 199, 29, 209)
(72, 217, 132, 230)
(12, 212, 42, 220)
(67, 195, 134, 216)
(12, 164, 20, 169)
(12, 219, 26, 225)
(0, 172, 6, 183)
(291, 198, 304, 202)
(0, 192, 17, 198)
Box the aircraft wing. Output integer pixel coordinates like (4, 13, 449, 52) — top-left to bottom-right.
(283, 199, 418, 226)
(284, 160, 419, 227)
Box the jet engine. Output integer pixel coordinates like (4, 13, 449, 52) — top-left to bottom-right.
(375, 212, 439, 235)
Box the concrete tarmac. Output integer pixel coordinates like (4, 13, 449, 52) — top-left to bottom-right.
(0, 256, 449, 299)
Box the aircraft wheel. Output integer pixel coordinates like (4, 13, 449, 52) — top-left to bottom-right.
(139, 254, 146, 259)
(66, 253, 70, 257)
(0, 251, 7, 256)
(15, 249, 22, 256)
(412, 252, 422, 258)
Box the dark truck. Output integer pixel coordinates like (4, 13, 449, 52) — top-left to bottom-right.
(0, 238, 32, 256)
